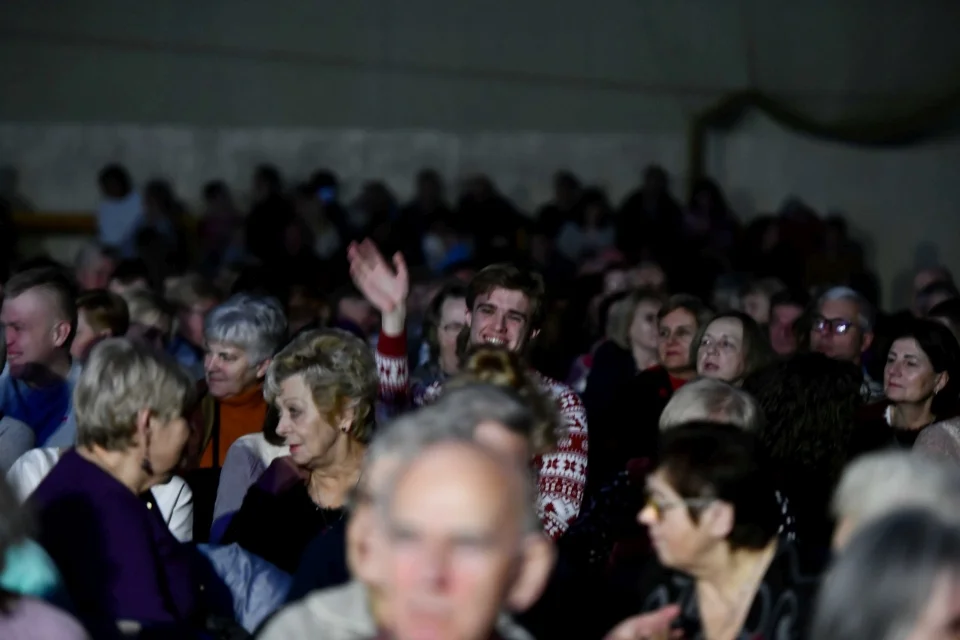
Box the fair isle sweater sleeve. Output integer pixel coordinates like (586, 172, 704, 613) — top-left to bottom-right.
(535, 375, 589, 540)
(376, 332, 412, 419)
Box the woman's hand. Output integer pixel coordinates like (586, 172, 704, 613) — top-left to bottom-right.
(347, 239, 409, 336)
(604, 605, 683, 640)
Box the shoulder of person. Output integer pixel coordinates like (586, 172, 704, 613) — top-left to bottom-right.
(255, 456, 307, 496)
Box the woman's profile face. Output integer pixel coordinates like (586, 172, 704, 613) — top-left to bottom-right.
(629, 300, 662, 352)
(274, 374, 345, 469)
(147, 414, 191, 482)
(638, 470, 711, 571)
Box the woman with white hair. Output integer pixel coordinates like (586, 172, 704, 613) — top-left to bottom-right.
(184, 293, 287, 541)
(811, 509, 960, 640)
(830, 450, 960, 549)
(28, 339, 213, 636)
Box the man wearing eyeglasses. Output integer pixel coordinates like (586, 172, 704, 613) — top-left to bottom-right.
(810, 286, 883, 401)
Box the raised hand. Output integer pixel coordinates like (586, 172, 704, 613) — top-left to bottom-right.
(347, 239, 409, 336)
(604, 605, 683, 640)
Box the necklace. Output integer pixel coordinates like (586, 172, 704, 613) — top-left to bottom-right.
(310, 469, 363, 518)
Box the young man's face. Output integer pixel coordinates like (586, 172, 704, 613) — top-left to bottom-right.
(466, 288, 537, 353)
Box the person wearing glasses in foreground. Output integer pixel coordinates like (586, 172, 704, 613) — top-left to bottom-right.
(604, 422, 815, 640)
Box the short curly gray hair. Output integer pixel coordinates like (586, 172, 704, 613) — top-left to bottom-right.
(264, 328, 378, 443)
(203, 294, 287, 365)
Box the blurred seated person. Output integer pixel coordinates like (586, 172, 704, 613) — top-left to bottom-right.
(928, 297, 960, 344)
(284, 279, 330, 337)
(767, 288, 809, 357)
(123, 290, 174, 354)
(911, 266, 954, 317)
(71, 290, 129, 364)
(592, 295, 713, 484)
(73, 243, 118, 292)
(279, 381, 543, 609)
(535, 170, 582, 238)
(556, 187, 616, 263)
(411, 281, 467, 396)
(165, 274, 222, 380)
(332, 286, 379, 339)
(605, 423, 815, 640)
(829, 451, 960, 551)
(693, 311, 774, 386)
(376, 440, 553, 640)
(0, 267, 81, 448)
(107, 258, 151, 296)
(96, 163, 142, 256)
(183, 294, 286, 541)
(741, 277, 786, 326)
(220, 328, 375, 573)
(197, 180, 244, 277)
(0, 474, 87, 639)
(916, 280, 960, 318)
(29, 339, 215, 636)
(810, 286, 882, 400)
(811, 509, 960, 640)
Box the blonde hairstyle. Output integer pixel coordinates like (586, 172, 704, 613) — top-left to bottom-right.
(123, 289, 173, 334)
(165, 273, 222, 311)
(609, 289, 666, 350)
(264, 328, 378, 443)
(446, 346, 559, 455)
(74, 338, 195, 451)
(659, 378, 763, 432)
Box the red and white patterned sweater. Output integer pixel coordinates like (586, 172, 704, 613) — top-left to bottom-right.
(376, 332, 588, 540)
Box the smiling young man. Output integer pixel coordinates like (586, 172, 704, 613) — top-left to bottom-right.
(348, 239, 588, 539)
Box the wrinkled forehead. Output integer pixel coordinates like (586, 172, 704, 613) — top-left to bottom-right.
(389, 449, 517, 537)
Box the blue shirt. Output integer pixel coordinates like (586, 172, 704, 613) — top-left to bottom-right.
(0, 377, 71, 446)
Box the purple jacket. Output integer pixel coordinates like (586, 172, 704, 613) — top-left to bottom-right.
(30, 451, 204, 634)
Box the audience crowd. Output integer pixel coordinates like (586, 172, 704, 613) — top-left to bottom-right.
(0, 161, 958, 639)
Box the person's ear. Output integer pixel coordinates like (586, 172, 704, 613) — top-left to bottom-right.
(134, 408, 152, 449)
(255, 357, 272, 380)
(861, 330, 874, 354)
(52, 320, 71, 349)
(464, 310, 473, 328)
(505, 533, 556, 612)
(338, 408, 356, 435)
(935, 371, 950, 395)
(703, 501, 735, 540)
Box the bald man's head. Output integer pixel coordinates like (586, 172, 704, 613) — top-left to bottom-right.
(381, 441, 553, 640)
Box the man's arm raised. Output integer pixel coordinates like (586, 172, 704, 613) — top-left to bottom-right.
(347, 239, 412, 413)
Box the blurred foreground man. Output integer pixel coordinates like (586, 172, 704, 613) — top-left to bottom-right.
(376, 440, 554, 640)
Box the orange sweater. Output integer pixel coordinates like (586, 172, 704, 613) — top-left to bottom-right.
(200, 384, 268, 468)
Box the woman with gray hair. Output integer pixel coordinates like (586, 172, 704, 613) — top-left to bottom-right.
(261, 383, 541, 640)
(184, 293, 286, 541)
(29, 338, 212, 636)
(220, 328, 376, 574)
(811, 509, 960, 640)
(830, 450, 960, 549)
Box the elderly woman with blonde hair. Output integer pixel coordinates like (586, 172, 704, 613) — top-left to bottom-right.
(29, 338, 211, 636)
(221, 328, 377, 573)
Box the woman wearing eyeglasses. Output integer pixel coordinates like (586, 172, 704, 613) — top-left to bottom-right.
(604, 422, 815, 640)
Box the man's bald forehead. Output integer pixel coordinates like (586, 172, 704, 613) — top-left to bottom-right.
(385, 440, 531, 533)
